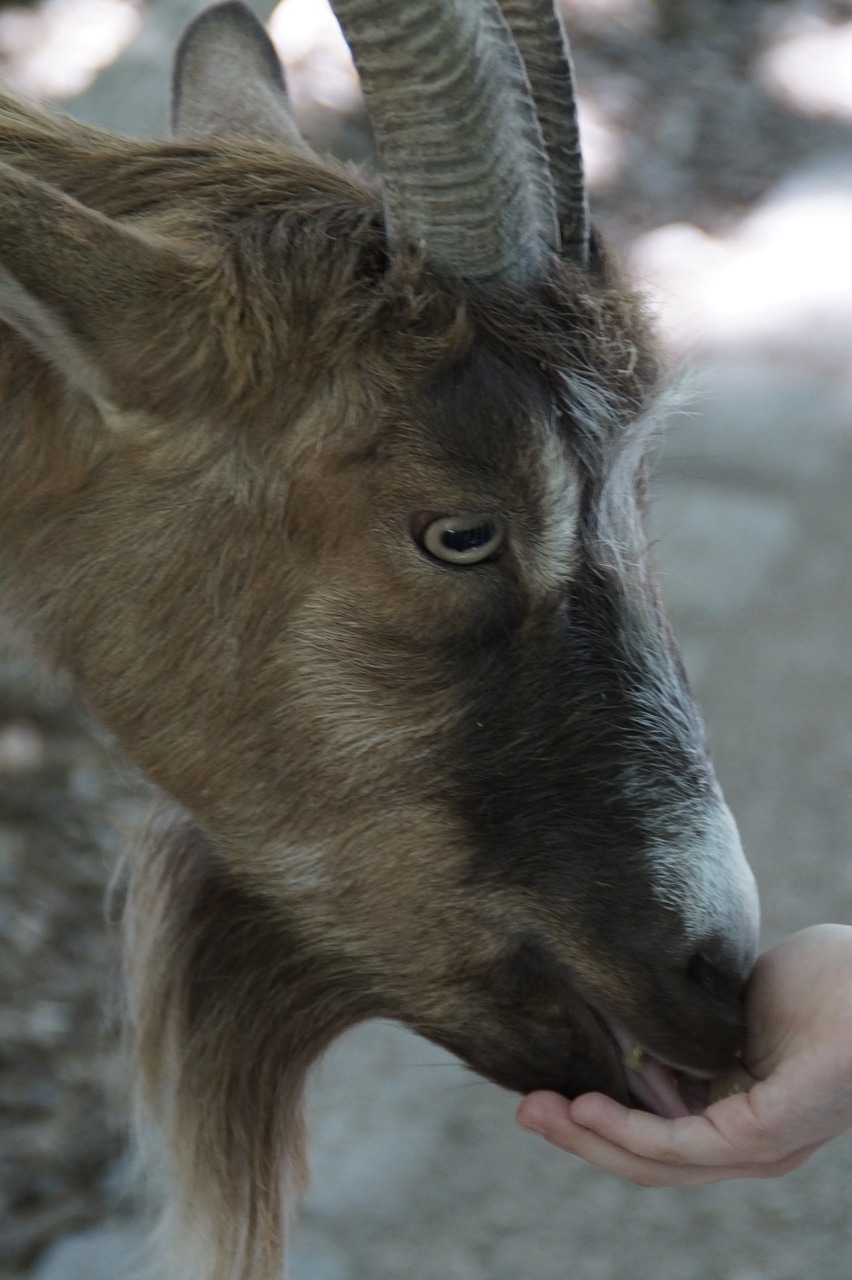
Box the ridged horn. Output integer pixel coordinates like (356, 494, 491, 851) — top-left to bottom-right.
(500, 0, 590, 266)
(331, 0, 560, 283)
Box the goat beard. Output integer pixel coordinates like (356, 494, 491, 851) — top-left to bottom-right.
(119, 813, 377, 1280)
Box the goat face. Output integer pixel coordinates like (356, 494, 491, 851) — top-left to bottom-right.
(0, 0, 759, 1123)
(241, 305, 759, 1113)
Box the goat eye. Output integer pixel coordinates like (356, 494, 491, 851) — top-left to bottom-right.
(418, 514, 506, 566)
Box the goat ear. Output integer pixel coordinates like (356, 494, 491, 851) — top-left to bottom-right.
(172, 2, 311, 151)
(0, 161, 204, 412)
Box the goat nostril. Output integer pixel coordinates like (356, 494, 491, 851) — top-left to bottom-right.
(687, 952, 740, 1002)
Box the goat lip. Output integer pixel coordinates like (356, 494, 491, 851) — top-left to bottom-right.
(601, 1017, 709, 1119)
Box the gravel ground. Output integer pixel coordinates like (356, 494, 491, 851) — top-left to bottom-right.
(0, 657, 146, 1274)
(2, 2, 852, 1277)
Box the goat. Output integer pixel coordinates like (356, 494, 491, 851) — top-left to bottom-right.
(0, 3, 760, 1277)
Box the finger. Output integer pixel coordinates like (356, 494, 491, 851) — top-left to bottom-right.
(519, 1093, 737, 1182)
(516, 1095, 821, 1187)
(566, 1091, 766, 1167)
(536, 1116, 817, 1187)
(519, 1099, 729, 1186)
(569, 1086, 839, 1170)
(519, 1091, 730, 1168)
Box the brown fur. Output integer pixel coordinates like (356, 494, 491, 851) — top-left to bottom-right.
(0, 34, 756, 1279)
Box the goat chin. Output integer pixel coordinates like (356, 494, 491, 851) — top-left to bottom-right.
(118, 812, 723, 1280)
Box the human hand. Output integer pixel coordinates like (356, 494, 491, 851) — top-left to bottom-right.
(516, 924, 852, 1185)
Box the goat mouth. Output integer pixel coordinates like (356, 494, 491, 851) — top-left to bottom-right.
(600, 1016, 710, 1118)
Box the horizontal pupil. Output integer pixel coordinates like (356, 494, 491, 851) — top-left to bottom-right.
(441, 523, 494, 553)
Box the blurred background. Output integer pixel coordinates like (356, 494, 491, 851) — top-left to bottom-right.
(1, 1, 851, 1277)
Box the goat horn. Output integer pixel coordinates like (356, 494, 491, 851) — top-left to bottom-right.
(331, 0, 560, 283)
(500, 0, 590, 266)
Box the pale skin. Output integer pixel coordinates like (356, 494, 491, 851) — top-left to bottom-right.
(516, 925, 852, 1185)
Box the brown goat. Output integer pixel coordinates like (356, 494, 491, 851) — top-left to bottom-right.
(0, 3, 759, 1277)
